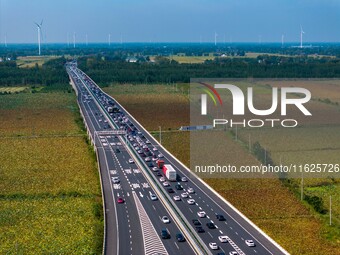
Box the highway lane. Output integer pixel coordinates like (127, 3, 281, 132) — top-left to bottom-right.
(71, 64, 288, 255)
(68, 65, 197, 255)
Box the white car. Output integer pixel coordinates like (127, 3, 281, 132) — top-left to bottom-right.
(111, 177, 120, 184)
(161, 216, 170, 224)
(128, 159, 134, 164)
(158, 153, 164, 158)
(245, 240, 255, 247)
(150, 194, 158, 201)
(145, 157, 151, 162)
(197, 211, 206, 218)
(187, 188, 195, 194)
(218, 236, 228, 243)
(152, 167, 158, 171)
(187, 199, 195, 205)
(229, 252, 238, 255)
(159, 177, 166, 182)
(110, 143, 116, 146)
(152, 147, 158, 151)
(117, 142, 122, 146)
(152, 157, 158, 162)
(181, 192, 189, 198)
(209, 242, 218, 250)
(163, 181, 170, 187)
(146, 140, 151, 144)
(181, 176, 188, 182)
(173, 196, 181, 201)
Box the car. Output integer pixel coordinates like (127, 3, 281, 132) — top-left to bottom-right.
(229, 252, 238, 255)
(209, 242, 219, 250)
(218, 236, 228, 243)
(176, 233, 185, 242)
(158, 153, 164, 158)
(156, 172, 162, 176)
(181, 176, 188, 182)
(216, 214, 226, 221)
(187, 199, 196, 205)
(150, 194, 158, 201)
(159, 177, 166, 182)
(173, 195, 181, 201)
(161, 216, 170, 224)
(195, 226, 205, 233)
(216, 253, 226, 255)
(152, 167, 158, 171)
(206, 222, 216, 229)
(187, 187, 195, 194)
(152, 157, 158, 162)
(152, 147, 158, 151)
(111, 177, 120, 184)
(160, 229, 170, 239)
(181, 192, 189, 198)
(163, 181, 170, 187)
(192, 219, 201, 225)
(115, 148, 120, 153)
(148, 162, 154, 167)
(117, 142, 122, 146)
(167, 188, 174, 193)
(197, 211, 206, 218)
(146, 140, 151, 144)
(145, 157, 151, 162)
(117, 197, 124, 203)
(245, 240, 255, 247)
(175, 184, 183, 190)
(138, 150, 144, 154)
(128, 159, 134, 164)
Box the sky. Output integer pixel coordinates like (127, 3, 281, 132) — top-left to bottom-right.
(0, 0, 339, 44)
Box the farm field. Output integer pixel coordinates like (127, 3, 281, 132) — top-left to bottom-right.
(16, 55, 59, 68)
(0, 86, 28, 93)
(109, 83, 340, 255)
(0, 92, 102, 254)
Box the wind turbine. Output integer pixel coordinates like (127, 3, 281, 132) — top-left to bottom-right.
(300, 25, 305, 48)
(214, 31, 218, 46)
(281, 34, 284, 47)
(34, 20, 43, 55)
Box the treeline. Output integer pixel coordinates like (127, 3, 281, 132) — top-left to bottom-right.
(78, 55, 340, 85)
(0, 57, 68, 87)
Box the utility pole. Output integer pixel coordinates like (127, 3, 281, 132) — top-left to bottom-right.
(159, 126, 162, 144)
(330, 195, 332, 226)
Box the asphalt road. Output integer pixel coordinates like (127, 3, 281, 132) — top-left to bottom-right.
(67, 64, 197, 255)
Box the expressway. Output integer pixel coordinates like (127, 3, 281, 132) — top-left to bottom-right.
(67, 61, 289, 255)
(67, 64, 197, 255)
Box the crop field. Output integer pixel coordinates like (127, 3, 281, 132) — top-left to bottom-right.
(0, 93, 81, 136)
(0, 86, 28, 93)
(0, 92, 102, 254)
(16, 55, 59, 68)
(109, 83, 340, 254)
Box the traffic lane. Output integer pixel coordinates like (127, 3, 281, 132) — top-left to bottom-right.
(103, 145, 145, 255)
(95, 144, 118, 255)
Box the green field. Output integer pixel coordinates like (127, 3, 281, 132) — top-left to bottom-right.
(0, 92, 103, 254)
(106, 83, 340, 255)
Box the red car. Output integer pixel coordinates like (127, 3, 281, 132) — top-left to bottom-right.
(117, 197, 124, 204)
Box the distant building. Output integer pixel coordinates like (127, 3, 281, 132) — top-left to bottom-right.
(126, 56, 138, 63)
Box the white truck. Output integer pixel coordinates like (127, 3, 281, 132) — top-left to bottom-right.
(162, 164, 177, 181)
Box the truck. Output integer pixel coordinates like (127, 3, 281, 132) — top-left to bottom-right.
(162, 164, 177, 181)
(157, 160, 165, 169)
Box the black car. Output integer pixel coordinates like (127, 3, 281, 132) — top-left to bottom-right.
(167, 188, 174, 193)
(161, 229, 170, 239)
(156, 171, 162, 176)
(148, 162, 154, 167)
(216, 214, 226, 221)
(206, 222, 216, 229)
(192, 219, 201, 226)
(195, 226, 205, 233)
(175, 184, 183, 190)
(115, 149, 120, 153)
(176, 233, 185, 242)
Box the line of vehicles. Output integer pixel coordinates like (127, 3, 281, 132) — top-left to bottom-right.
(67, 64, 258, 255)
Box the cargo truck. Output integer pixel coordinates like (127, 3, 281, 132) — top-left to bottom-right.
(162, 164, 177, 181)
(157, 160, 165, 169)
